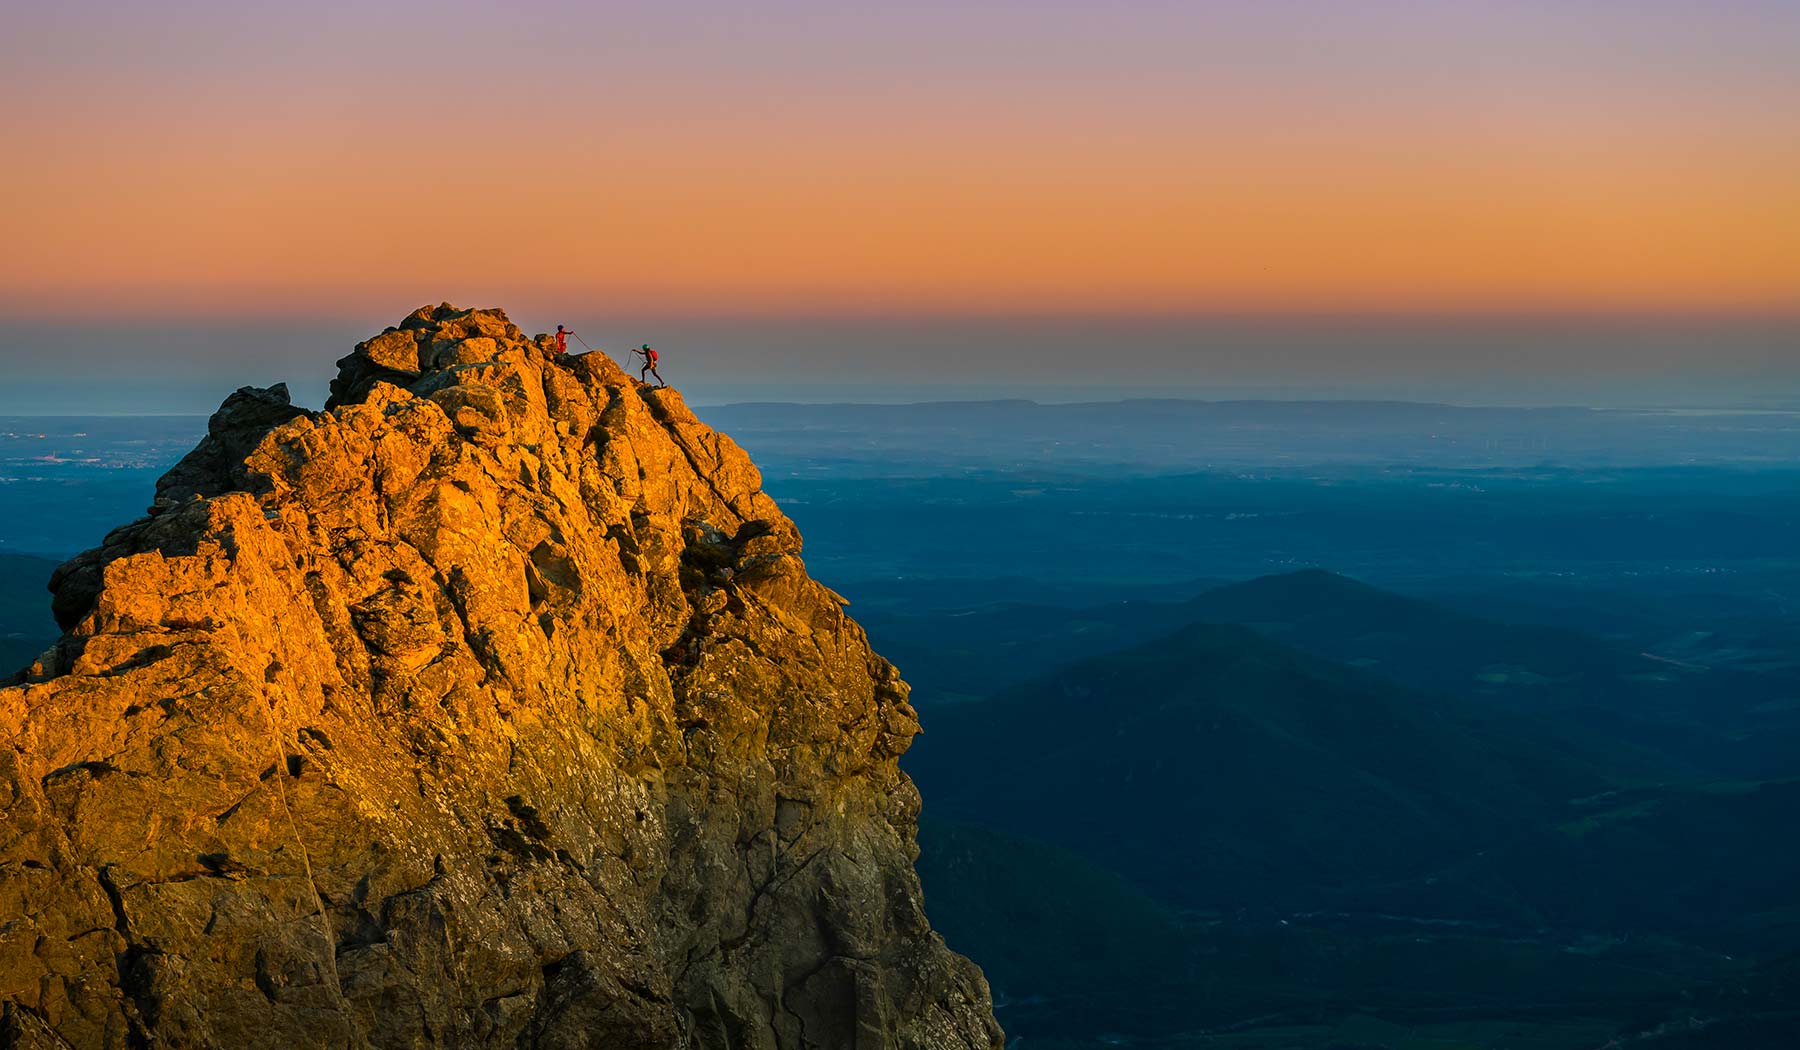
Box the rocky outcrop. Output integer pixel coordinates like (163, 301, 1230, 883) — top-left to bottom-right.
(0, 305, 1001, 1049)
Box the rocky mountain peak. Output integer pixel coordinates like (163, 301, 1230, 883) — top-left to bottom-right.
(0, 305, 1000, 1049)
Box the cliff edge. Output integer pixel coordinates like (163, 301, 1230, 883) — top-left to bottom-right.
(0, 305, 1001, 1049)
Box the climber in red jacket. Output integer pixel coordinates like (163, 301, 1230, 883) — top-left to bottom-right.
(553, 325, 574, 354)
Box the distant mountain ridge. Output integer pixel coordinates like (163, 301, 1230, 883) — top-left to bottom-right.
(876, 567, 1796, 775)
(903, 581, 1800, 1045)
(908, 617, 1624, 916)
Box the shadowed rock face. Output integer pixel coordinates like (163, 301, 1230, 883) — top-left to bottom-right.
(0, 305, 1001, 1050)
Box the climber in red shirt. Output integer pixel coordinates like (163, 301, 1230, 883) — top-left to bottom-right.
(553, 325, 574, 354)
(632, 345, 666, 387)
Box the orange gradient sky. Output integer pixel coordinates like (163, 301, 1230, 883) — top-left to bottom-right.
(4, 1, 1799, 318)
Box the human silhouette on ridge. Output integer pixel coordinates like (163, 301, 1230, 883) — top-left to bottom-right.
(632, 345, 666, 387)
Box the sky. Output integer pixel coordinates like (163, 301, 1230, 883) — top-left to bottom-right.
(2, 1, 1798, 410)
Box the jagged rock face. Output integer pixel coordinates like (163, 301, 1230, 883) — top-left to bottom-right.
(0, 305, 1001, 1050)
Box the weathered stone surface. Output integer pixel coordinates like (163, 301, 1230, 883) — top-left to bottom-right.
(0, 306, 1001, 1049)
(155, 382, 311, 504)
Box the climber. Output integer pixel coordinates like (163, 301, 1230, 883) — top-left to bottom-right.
(631, 345, 666, 387)
(553, 325, 574, 354)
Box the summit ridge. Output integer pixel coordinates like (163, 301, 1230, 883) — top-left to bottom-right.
(0, 304, 1001, 1050)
